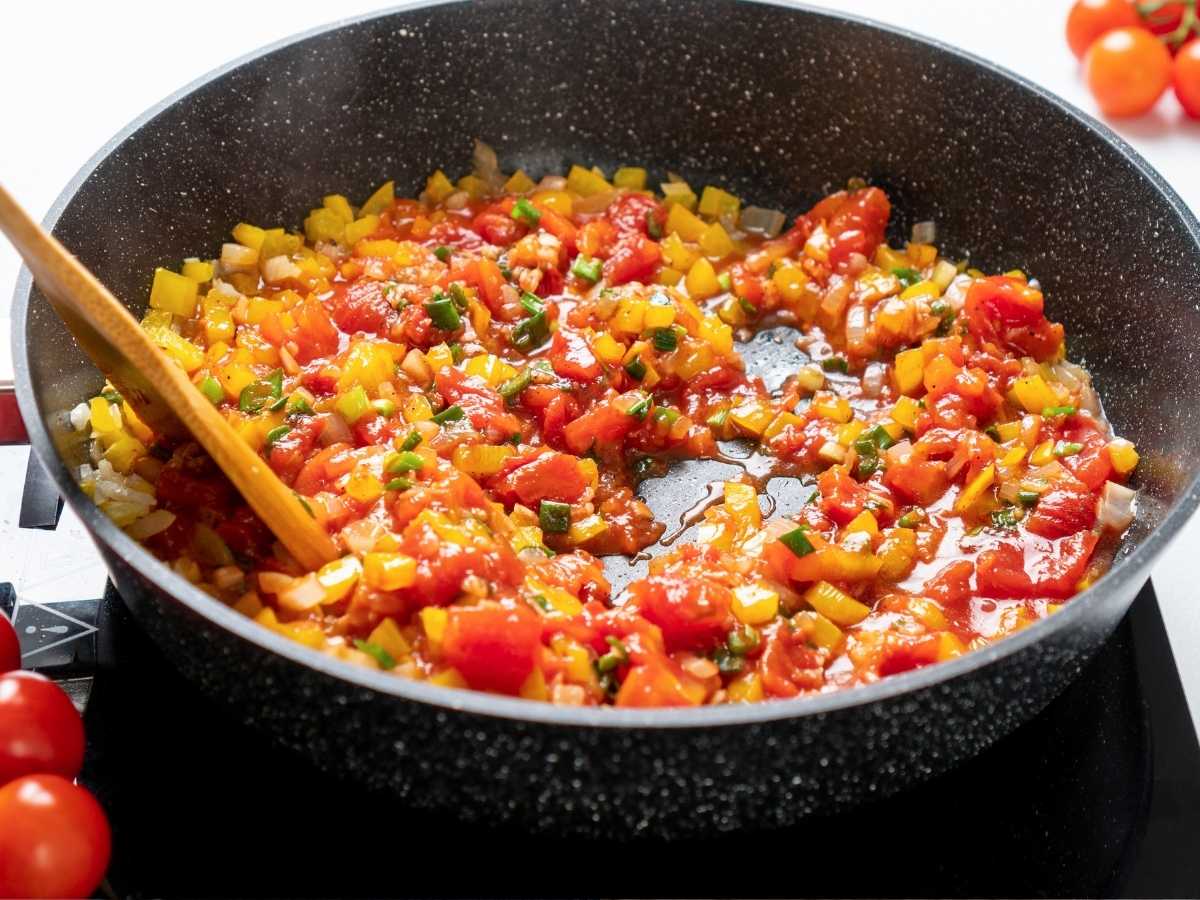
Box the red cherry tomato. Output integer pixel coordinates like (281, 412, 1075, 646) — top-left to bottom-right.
(0, 615, 18, 674)
(1065, 0, 1141, 60)
(0, 671, 84, 786)
(0, 774, 111, 900)
(1084, 26, 1174, 116)
(1174, 40, 1200, 117)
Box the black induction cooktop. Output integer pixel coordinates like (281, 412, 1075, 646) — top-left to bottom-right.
(10, 578, 1198, 899)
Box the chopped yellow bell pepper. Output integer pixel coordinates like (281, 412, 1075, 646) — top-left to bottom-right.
(149, 267, 199, 317)
(613, 167, 647, 190)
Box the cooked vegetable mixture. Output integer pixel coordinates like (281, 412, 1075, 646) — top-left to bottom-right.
(73, 144, 1139, 706)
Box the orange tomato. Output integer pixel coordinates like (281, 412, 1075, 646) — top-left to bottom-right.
(1084, 26, 1173, 116)
(1174, 40, 1200, 118)
(1065, 0, 1141, 60)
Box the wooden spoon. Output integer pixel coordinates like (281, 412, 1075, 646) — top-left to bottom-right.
(0, 182, 338, 570)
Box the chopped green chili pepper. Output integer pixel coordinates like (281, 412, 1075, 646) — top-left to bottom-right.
(264, 425, 291, 448)
(335, 385, 371, 423)
(727, 624, 761, 656)
(385, 477, 414, 492)
(386, 451, 425, 474)
(990, 507, 1021, 529)
(353, 639, 396, 670)
(624, 354, 647, 381)
(1054, 440, 1084, 458)
(984, 424, 1002, 441)
(892, 266, 921, 288)
(779, 526, 815, 557)
(571, 256, 603, 283)
(653, 327, 678, 352)
(100, 389, 123, 404)
(821, 356, 849, 373)
(717, 271, 733, 292)
(626, 393, 652, 420)
(198, 376, 223, 406)
(511, 311, 549, 351)
(448, 342, 465, 364)
(645, 210, 663, 239)
(712, 648, 744, 675)
(652, 407, 680, 428)
(1042, 405, 1077, 418)
(287, 394, 314, 416)
(511, 197, 541, 227)
(897, 509, 926, 528)
(706, 408, 730, 428)
(372, 398, 397, 418)
(738, 297, 759, 316)
(1018, 490, 1040, 507)
(425, 295, 461, 331)
(520, 291, 544, 315)
(238, 369, 284, 413)
(448, 284, 470, 311)
(499, 369, 532, 403)
(431, 404, 465, 425)
(434, 245, 452, 262)
(539, 499, 571, 534)
(596, 636, 628, 673)
(399, 430, 422, 451)
(529, 594, 552, 613)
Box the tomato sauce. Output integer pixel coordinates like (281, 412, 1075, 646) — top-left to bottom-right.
(77, 154, 1140, 706)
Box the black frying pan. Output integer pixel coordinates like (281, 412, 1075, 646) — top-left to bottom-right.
(13, 0, 1200, 837)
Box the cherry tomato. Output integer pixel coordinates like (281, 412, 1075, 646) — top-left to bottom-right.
(1084, 26, 1174, 116)
(0, 616, 18, 674)
(1141, 1, 1191, 46)
(1174, 40, 1200, 117)
(0, 672, 84, 786)
(1066, 0, 1141, 60)
(0, 774, 111, 899)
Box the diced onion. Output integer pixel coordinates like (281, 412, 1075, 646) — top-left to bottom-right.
(862, 362, 887, 398)
(124, 509, 176, 541)
(69, 402, 91, 431)
(574, 191, 615, 215)
(537, 175, 567, 191)
(318, 413, 352, 447)
(472, 139, 500, 184)
(911, 220, 937, 244)
(277, 572, 326, 612)
(262, 255, 301, 283)
(739, 206, 786, 238)
(340, 518, 386, 555)
(1098, 481, 1136, 532)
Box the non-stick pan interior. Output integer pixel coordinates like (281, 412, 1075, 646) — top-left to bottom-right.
(20, 0, 1200, 597)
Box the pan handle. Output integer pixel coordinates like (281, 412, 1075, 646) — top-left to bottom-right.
(0, 382, 27, 445)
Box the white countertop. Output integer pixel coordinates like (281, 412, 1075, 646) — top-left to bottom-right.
(2, 0, 1197, 728)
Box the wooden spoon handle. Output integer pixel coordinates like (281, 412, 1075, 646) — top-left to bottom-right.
(0, 182, 338, 570)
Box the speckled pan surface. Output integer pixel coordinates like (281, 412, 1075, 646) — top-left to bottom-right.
(13, 0, 1200, 834)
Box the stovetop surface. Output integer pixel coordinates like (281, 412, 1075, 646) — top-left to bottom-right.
(18, 578, 1188, 899)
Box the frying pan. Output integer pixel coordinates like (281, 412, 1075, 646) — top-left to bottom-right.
(13, 0, 1200, 837)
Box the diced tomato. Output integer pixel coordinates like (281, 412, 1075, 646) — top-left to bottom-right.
(155, 466, 235, 515)
(435, 366, 522, 442)
(525, 550, 612, 606)
(472, 210, 523, 246)
(292, 443, 355, 496)
(1026, 483, 1097, 539)
(562, 394, 639, 455)
(603, 233, 661, 286)
(549, 330, 601, 381)
(536, 207, 578, 253)
(615, 659, 705, 707)
(729, 263, 764, 304)
(267, 415, 326, 484)
(290, 295, 340, 363)
(352, 413, 393, 447)
(605, 193, 665, 236)
(489, 451, 589, 506)
(328, 280, 393, 336)
(577, 220, 617, 258)
(214, 506, 273, 560)
(441, 603, 542, 695)
(537, 393, 577, 449)
(978, 531, 1098, 598)
(818, 468, 871, 526)
(426, 220, 485, 251)
(758, 620, 826, 698)
(884, 446, 949, 506)
(964, 276, 1064, 361)
(922, 559, 975, 607)
(809, 187, 891, 269)
(625, 574, 733, 653)
(877, 634, 940, 677)
(1059, 421, 1114, 490)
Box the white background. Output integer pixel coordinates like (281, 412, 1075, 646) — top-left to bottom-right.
(1, 1, 1198, 727)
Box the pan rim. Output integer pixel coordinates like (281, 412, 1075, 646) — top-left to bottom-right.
(13, 0, 1200, 730)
